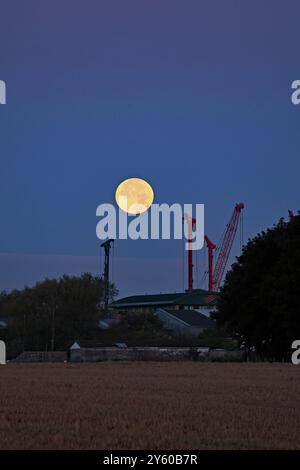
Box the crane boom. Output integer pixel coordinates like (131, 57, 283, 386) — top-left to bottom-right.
(212, 202, 244, 291)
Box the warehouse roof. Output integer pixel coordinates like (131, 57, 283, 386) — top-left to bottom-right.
(111, 289, 218, 308)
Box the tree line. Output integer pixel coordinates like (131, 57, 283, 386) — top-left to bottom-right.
(0, 273, 117, 357)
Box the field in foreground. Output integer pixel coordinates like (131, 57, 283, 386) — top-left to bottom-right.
(0, 362, 299, 449)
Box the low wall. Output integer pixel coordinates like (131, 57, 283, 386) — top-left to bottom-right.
(13, 351, 67, 363)
(70, 347, 245, 362)
(12, 348, 245, 363)
(208, 348, 245, 362)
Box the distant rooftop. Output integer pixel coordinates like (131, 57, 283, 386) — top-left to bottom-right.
(111, 289, 219, 308)
(161, 308, 215, 328)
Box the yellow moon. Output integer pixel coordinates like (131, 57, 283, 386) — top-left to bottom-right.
(115, 178, 154, 214)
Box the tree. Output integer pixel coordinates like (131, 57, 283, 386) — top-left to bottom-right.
(215, 216, 300, 360)
(97, 311, 172, 347)
(1, 273, 118, 357)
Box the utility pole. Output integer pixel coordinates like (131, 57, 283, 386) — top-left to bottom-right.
(101, 239, 114, 312)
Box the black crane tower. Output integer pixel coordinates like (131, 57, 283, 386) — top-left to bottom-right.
(101, 239, 114, 311)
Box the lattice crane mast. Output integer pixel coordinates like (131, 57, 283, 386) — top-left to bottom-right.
(205, 203, 244, 292)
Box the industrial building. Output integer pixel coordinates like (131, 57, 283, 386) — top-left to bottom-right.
(99, 201, 244, 343)
(110, 289, 218, 315)
(102, 203, 244, 313)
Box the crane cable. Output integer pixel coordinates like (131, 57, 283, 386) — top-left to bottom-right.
(199, 245, 208, 288)
(215, 221, 228, 254)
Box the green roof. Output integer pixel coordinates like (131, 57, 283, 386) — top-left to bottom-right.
(111, 289, 219, 308)
(176, 291, 218, 306)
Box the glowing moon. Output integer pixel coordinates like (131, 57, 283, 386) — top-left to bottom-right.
(115, 178, 154, 214)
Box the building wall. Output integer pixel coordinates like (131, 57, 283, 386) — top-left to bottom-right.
(113, 304, 216, 314)
(114, 304, 177, 314)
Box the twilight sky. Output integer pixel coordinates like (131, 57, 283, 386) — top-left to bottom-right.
(0, 0, 299, 297)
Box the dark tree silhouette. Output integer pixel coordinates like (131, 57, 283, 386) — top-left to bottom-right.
(215, 216, 300, 360)
(0, 273, 117, 356)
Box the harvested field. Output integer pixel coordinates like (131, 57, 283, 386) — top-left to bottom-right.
(0, 362, 299, 449)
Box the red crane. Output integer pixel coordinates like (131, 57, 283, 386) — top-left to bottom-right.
(204, 235, 216, 292)
(205, 203, 244, 291)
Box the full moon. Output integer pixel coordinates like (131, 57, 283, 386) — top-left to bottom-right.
(115, 178, 154, 214)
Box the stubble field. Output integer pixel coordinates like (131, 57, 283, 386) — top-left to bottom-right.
(0, 362, 299, 449)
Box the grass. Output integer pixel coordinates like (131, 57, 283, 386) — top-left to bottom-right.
(0, 362, 299, 449)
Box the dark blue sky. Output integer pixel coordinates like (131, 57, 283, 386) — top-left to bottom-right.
(1, 1, 299, 296)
